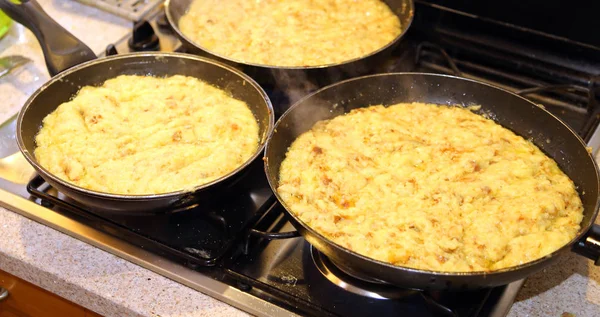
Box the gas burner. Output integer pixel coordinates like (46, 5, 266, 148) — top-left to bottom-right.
(310, 245, 417, 300)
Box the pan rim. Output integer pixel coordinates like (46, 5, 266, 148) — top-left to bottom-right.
(164, 0, 415, 70)
(264, 71, 600, 277)
(17, 52, 275, 201)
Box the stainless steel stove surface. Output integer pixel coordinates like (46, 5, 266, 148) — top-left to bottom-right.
(2, 1, 600, 316)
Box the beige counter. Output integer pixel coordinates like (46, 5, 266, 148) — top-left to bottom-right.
(0, 206, 247, 317)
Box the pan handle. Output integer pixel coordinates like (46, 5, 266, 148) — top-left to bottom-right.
(249, 229, 300, 239)
(572, 224, 600, 265)
(0, 0, 96, 76)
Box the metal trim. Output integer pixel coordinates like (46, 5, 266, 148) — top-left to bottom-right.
(588, 122, 600, 156)
(0, 189, 298, 317)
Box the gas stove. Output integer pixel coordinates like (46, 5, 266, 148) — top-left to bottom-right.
(1, 1, 600, 316)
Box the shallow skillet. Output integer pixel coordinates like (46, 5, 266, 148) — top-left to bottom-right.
(0, 0, 274, 214)
(264, 73, 600, 290)
(165, 0, 414, 87)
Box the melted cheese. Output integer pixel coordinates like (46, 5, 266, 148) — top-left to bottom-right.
(35, 75, 259, 195)
(179, 0, 401, 67)
(278, 103, 583, 272)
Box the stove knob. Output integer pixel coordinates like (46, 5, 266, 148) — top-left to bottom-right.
(128, 20, 160, 51)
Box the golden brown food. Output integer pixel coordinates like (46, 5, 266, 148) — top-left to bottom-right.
(278, 103, 583, 272)
(179, 0, 401, 67)
(35, 75, 259, 195)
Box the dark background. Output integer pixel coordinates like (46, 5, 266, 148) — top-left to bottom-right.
(421, 0, 600, 47)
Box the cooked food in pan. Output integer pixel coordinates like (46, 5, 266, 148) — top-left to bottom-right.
(178, 0, 402, 67)
(278, 102, 583, 272)
(34, 75, 259, 195)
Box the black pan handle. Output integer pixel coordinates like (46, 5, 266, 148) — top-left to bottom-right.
(0, 0, 96, 76)
(572, 224, 600, 265)
(249, 229, 301, 239)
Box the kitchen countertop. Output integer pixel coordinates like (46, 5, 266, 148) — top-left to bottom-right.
(0, 206, 247, 317)
(0, 1, 599, 317)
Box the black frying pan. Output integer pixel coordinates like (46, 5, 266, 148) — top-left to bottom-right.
(264, 73, 600, 290)
(0, 0, 274, 214)
(165, 0, 414, 87)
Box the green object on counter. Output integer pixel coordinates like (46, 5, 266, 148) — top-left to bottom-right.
(0, 10, 12, 39)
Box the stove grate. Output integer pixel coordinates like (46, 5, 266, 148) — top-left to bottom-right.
(25, 158, 276, 268)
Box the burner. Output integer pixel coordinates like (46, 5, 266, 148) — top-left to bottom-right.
(310, 245, 417, 300)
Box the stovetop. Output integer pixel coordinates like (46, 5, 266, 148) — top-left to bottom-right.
(1, 1, 600, 317)
(20, 160, 524, 317)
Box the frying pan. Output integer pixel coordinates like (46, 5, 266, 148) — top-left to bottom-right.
(264, 73, 600, 290)
(165, 0, 414, 87)
(0, 0, 274, 214)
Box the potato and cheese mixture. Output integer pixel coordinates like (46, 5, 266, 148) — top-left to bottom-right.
(179, 0, 401, 67)
(35, 75, 259, 195)
(278, 103, 583, 272)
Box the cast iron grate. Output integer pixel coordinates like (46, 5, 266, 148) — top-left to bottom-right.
(232, 202, 515, 317)
(412, 41, 600, 140)
(25, 160, 275, 268)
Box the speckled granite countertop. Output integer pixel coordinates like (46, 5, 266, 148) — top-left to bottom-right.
(0, 206, 247, 317)
(0, 1, 599, 317)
